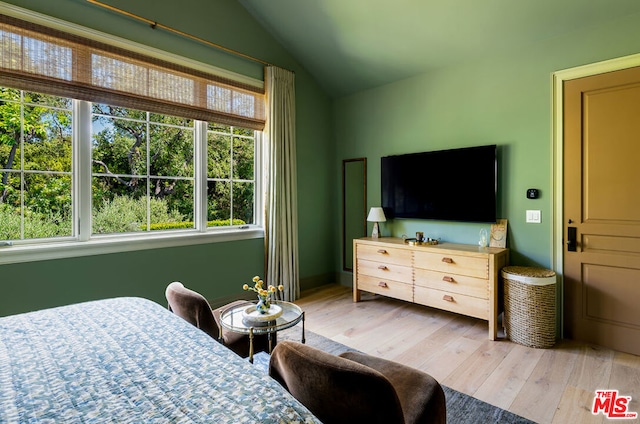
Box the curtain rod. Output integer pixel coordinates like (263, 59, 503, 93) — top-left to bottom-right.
(85, 0, 272, 67)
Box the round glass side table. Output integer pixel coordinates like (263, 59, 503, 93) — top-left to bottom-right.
(219, 300, 305, 362)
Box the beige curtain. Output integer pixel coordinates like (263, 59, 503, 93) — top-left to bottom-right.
(264, 66, 299, 301)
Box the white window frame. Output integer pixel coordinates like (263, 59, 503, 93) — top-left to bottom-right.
(0, 3, 265, 265)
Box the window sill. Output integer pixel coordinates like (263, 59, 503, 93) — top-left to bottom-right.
(0, 227, 264, 265)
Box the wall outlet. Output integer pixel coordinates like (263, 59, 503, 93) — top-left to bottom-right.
(526, 210, 541, 223)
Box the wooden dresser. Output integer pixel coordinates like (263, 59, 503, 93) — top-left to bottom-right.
(353, 237, 509, 340)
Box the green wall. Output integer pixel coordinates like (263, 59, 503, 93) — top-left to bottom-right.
(335, 12, 640, 272)
(0, 239, 264, 315)
(0, 0, 335, 316)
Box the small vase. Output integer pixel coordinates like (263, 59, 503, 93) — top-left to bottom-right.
(256, 296, 270, 314)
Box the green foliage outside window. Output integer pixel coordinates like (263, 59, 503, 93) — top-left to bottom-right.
(92, 195, 185, 234)
(0, 87, 255, 242)
(0, 203, 69, 239)
(0, 88, 74, 240)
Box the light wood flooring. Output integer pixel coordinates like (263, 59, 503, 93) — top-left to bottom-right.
(293, 284, 640, 424)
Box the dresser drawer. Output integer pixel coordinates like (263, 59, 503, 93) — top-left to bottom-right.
(414, 269, 488, 299)
(357, 244, 412, 267)
(357, 274, 413, 302)
(414, 286, 488, 320)
(414, 251, 488, 279)
(357, 259, 413, 283)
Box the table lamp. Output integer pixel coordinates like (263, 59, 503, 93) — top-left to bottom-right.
(367, 207, 386, 238)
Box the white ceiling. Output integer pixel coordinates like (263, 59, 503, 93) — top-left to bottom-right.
(239, 0, 640, 97)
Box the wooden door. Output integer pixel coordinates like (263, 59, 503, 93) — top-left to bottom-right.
(563, 66, 640, 355)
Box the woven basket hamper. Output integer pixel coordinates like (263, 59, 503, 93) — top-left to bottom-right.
(502, 266, 556, 348)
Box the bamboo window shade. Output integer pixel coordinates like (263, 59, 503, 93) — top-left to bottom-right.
(0, 14, 265, 130)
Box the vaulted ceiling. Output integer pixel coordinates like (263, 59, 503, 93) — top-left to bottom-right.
(239, 0, 640, 98)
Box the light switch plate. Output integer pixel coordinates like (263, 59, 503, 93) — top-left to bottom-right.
(526, 210, 541, 223)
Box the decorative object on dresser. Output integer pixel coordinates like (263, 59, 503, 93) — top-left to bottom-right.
(353, 237, 509, 340)
(366, 206, 386, 238)
(490, 218, 508, 248)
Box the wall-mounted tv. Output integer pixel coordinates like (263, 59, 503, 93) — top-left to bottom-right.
(381, 144, 497, 223)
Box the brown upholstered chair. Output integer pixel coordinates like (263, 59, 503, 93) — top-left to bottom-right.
(269, 341, 446, 424)
(165, 281, 269, 358)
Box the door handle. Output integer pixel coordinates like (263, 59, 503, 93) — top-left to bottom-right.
(567, 227, 577, 251)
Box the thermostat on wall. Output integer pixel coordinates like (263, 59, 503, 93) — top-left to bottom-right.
(526, 188, 539, 199)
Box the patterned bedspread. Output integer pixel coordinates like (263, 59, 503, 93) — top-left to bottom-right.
(0, 297, 320, 423)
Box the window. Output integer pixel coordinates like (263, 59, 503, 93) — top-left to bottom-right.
(0, 88, 73, 240)
(207, 124, 256, 226)
(0, 87, 258, 243)
(91, 104, 196, 234)
(0, 12, 265, 258)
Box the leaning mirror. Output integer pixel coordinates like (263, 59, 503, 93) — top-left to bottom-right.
(342, 158, 367, 271)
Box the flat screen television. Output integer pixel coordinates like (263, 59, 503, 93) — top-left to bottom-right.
(381, 144, 497, 223)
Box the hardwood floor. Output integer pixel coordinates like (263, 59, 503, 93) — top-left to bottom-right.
(294, 284, 640, 424)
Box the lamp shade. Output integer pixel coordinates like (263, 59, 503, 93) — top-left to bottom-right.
(367, 207, 386, 222)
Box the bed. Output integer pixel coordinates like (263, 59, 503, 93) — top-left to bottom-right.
(0, 297, 320, 423)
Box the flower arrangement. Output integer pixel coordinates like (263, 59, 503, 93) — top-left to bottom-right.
(243, 276, 284, 313)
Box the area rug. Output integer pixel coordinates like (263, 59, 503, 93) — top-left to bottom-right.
(278, 327, 536, 424)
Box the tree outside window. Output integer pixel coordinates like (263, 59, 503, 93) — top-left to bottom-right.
(91, 104, 195, 234)
(0, 86, 256, 243)
(0, 87, 72, 240)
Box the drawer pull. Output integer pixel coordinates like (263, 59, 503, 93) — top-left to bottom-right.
(442, 276, 455, 283)
(378, 282, 388, 288)
(441, 257, 454, 264)
(377, 249, 388, 254)
(443, 295, 454, 302)
(377, 265, 388, 270)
